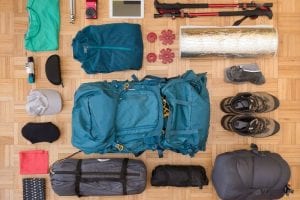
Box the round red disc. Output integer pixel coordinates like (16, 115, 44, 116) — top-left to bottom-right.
(147, 32, 158, 43)
(147, 53, 157, 63)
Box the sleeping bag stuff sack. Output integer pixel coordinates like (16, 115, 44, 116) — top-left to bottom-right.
(151, 165, 209, 188)
(212, 144, 293, 200)
(72, 70, 210, 157)
(72, 23, 143, 74)
(50, 158, 146, 197)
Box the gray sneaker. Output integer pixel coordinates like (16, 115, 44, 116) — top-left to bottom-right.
(220, 92, 280, 114)
(221, 114, 280, 138)
(225, 63, 265, 85)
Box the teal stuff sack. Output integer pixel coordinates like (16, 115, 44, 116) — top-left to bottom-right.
(72, 70, 210, 157)
(72, 23, 143, 74)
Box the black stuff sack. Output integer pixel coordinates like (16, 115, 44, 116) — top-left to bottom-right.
(151, 165, 209, 188)
(50, 158, 146, 197)
(212, 144, 293, 200)
(45, 54, 63, 86)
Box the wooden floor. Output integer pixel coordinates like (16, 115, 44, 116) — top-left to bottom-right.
(0, 0, 300, 199)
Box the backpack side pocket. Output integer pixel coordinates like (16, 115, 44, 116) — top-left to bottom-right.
(161, 72, 210, 156)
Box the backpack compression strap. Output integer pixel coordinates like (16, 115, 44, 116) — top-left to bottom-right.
(120, 158, 129, 195)
(75, 159, 82, 197)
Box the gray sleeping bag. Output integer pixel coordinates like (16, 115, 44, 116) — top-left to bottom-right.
(50, 158, 146, 197)
(212, 144, 293, 200)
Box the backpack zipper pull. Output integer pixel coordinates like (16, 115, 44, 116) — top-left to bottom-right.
(84, 46, 88, 54)
(115, 144, 124, 151)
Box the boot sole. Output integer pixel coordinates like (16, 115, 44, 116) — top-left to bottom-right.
(221, 114, 235, 131)
(252, 119, 281, 138)
(254, 92, 280, 112)
(270, 94, 280, 111)
(220, 97, 232, 113)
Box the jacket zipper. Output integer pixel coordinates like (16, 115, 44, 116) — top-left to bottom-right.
(84, 45, 132, 53)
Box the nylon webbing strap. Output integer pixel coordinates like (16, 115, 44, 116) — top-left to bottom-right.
(120, 158, 129, 195)
(75, 159, 82, 197)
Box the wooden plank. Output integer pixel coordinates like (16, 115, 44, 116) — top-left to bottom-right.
(0, 0, 300, 199)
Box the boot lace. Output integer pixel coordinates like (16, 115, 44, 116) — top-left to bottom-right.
(249, 118, 267, 135)
(249, 95, 269, 112)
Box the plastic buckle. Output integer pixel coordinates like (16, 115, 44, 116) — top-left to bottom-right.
(131, 74, 139, 82)
(250, 143, 258, 151)
(123, 82, 130, 90)
(158, 149, 164, 158)
(285, 184, 294, 196)
(115, 144, 124, 151)
(162, 98, 170, 117)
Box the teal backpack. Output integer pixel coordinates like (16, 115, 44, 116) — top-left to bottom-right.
(72, 70, 210, 157)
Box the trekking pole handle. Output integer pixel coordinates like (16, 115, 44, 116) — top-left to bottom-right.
(238, 2, 273, 8)
(219, 8, 273, 19)
(155, 0, 273, 9)
(154, 13, 190, 18)
(154, 13, 168, 18)
(155, 0, 209, 9)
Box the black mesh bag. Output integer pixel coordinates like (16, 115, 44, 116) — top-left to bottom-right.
(151, 165, 208, 188)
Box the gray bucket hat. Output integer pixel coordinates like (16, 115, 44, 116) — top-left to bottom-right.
(26, 89, 62, 116)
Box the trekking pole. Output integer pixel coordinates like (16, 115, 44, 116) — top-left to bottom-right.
(154, 0, 273, 10)
(154, 0, 273, 25)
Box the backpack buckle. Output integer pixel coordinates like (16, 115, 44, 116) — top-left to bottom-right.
(123, 82, 130, 90)
(250, 143, 258, 150)
(162, 97, 169, 118)
(115, 144, 124, 151)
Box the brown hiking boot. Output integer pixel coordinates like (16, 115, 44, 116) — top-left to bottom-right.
(221, 114, 280, 138)
(220, 92, 280, 114)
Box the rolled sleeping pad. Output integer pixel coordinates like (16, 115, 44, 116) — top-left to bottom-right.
(180, 26, 278, 58)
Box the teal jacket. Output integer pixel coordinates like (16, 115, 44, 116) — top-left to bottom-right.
(72, 23, 143, 74)
(25, 0, 60, 51)
(72, 70, 210, 157)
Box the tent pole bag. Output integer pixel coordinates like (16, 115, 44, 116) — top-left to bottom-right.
(50, 158, 147, 197)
